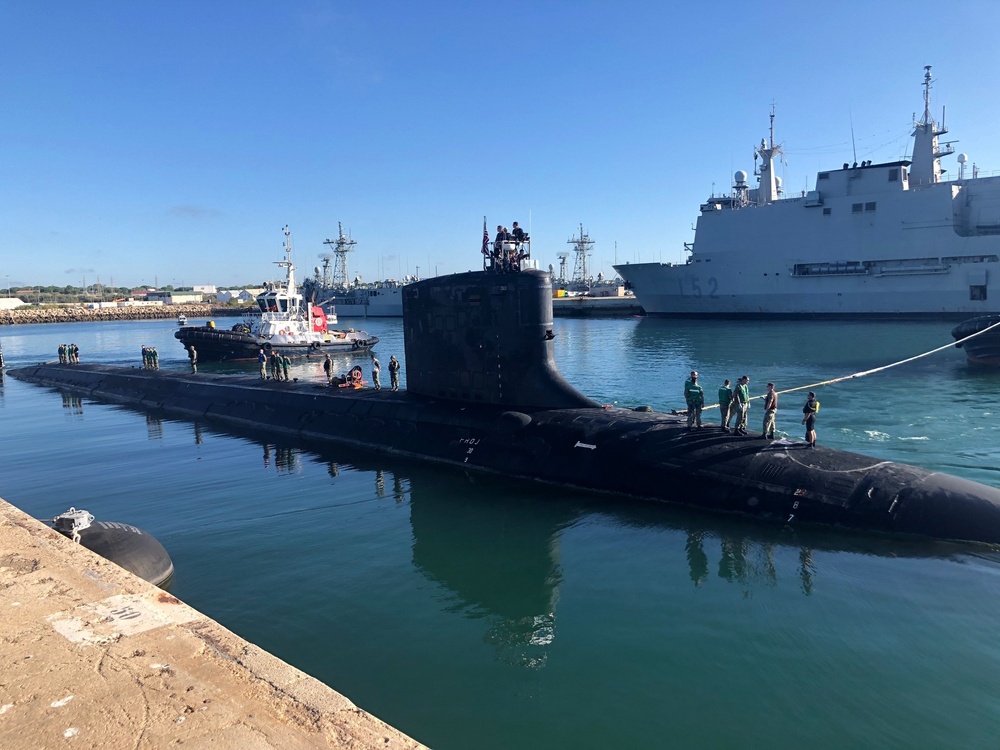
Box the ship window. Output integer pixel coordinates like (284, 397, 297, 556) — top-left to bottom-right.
(818, 172, 829, 180)
(823, 208, 831, 216)
(888, 168, 898, 182)
(852, 203, 863, 214)
(971, 285, 988, 301)
(865, 202, 877, 212)
(943, 255, 1000, 264)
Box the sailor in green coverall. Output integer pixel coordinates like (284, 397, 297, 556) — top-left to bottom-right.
(733, 375, 751, 435)
(718, 379, 734, 432)
(684, 370, 704, 429)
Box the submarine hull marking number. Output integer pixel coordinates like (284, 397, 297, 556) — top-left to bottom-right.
(574, 441, 597, 450)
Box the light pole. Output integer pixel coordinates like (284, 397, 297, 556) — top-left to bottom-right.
(5, 275, 9, 298)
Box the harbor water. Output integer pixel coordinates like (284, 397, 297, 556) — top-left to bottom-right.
(1, 315, 999, 748)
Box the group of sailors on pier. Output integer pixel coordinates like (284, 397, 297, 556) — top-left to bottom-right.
(484, 220, 530, 273)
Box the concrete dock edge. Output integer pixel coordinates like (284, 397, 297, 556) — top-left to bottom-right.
(0, 499, 426, 748)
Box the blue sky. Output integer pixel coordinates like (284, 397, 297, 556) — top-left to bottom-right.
(3, 1, 1000, 290)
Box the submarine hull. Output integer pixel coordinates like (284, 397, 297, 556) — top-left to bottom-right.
(13, 267, 1000, 545)
(11, 361, 1000, 545)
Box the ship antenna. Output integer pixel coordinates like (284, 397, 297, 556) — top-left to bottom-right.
(922, 64, 933, 125)
(850, 111, 857, 165)
(323, 221, 356, 289)
(769, 102, 776, 148)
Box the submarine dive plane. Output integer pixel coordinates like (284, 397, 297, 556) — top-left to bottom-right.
(12, 253, 1000, 545)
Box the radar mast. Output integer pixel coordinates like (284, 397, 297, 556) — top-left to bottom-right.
(568, 224, 594, 285)
(322, 222, 357, 289)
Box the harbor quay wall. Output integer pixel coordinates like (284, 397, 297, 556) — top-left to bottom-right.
(0, 304, 243, 326)
(0, 498, 426, 749)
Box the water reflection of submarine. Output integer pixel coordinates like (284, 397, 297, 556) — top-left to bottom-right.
(409, 477, 569, 664)
(11, 269, 1000, 545)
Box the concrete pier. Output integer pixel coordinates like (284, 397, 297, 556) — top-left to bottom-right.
(0, 500, 424, 749)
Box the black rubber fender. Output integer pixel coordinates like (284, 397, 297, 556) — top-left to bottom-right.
(76, 520, 174, 588)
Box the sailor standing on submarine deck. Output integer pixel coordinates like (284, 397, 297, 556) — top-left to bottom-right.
(733, 375, 751, 435)
(371, 354, 381, 390)
(802, 392, 819, 448)
(762, 382, 778, 440)
(718, 379, 734, 432)
(684, 371, 704, 429)
(388, 355, 400, 391)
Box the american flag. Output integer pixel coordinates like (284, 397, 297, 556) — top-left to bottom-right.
(481, 217, 490, 255)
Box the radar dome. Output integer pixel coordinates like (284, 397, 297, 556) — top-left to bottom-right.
(958, 153, 968, 164)
(734, 170, 748, 184)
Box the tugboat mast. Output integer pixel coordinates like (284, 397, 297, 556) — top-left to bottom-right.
(276, 225, 296, 292)
(276, 225, 310, 328)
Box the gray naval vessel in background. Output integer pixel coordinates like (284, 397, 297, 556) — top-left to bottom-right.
(616, 66, 1000, 318)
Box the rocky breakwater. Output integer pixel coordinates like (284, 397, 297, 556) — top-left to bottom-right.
(1, 304, 243, 326)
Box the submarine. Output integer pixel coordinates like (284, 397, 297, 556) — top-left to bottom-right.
(11, 259, 1000, 546)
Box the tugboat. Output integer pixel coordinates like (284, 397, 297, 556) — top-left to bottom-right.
(952, 314, 1000, 366)
(175, 226, 378, 361)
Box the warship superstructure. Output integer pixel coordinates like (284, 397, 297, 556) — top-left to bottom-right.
(615, 67, 1000, 317)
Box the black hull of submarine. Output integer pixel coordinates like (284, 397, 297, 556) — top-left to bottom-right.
(12, 268, 1000, 546)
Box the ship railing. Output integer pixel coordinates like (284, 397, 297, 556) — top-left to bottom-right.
(484, 238, 531, 274)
